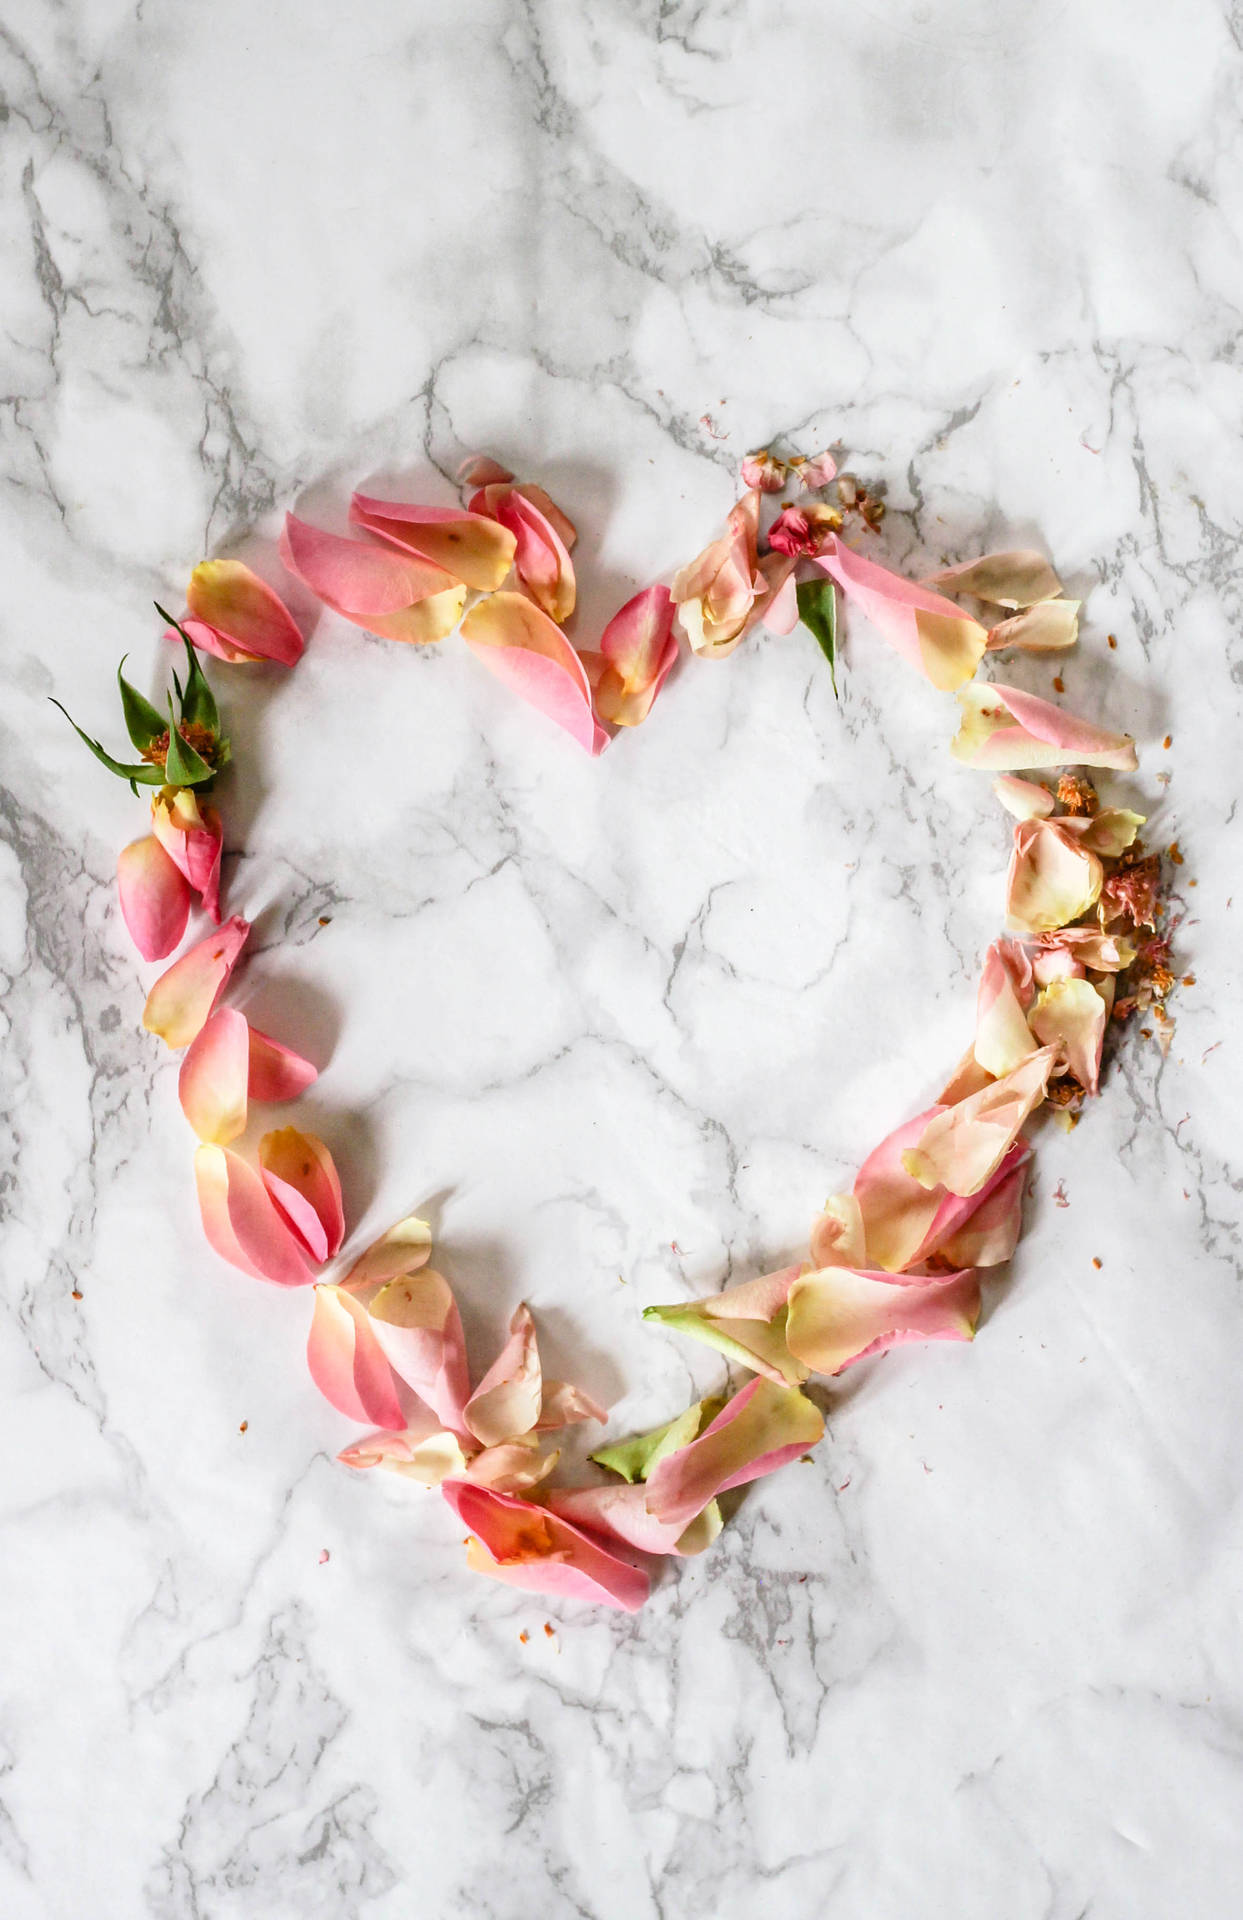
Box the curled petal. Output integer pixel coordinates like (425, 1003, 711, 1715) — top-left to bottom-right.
(975, 939, 1038, 1077)
(184, 560, 304, 667)
(344, 1260, 471, 1439)
(464, 1303, 542, 1447)
(151, 787, 223, 922)
(923, 550, 1063, 608)
(280, 513, 466, 644)
(117, 835, 190, 961)
(1005, 817, 1103, 934)
(936, 1159, 1027, 1268)
(1028, 976, 1108, 1095)
(548, 1483, 722, 1558)
(179, 1006, 250, 1144)
(461, 590, 608, 754)
(757, 552, 799, 633)
(457, 453, 514, 488)
(809, 1193, 869, 1269)
(308, 1285, 406, 1429)
(816, 537, 987, 689)
(463, 1440, 560, 1495)
(643, 1267, 808, 1386)
(1036, 926, 1135, 973)
(1068, 807, 1145, 858)
(643, 1378, 824, 1533)
(143, 916, 250, 1049)
(339, 1423, 468, 1482)
(786, 1265, 981, 1376)
(952, 682, 1138, 772)
(672, 492, 762, 659)
(349, 493, 516, 592)
(987, 601, 1080, 653)
(247, 1027, 317, 1102)
(258, 1128, 344, 1262)
(580, 584, 677, 728)
(993, 774, 1055, 820)
(536, 1380, 607, 1432)
(194, 1143, 316, 1286)
(766, 507, 822, 558)
(789, 450, 837, 491)
(469, 484, 576, 622)
(855, 1110, 1031, 1272)
(344, 1212, 432, 1287)
(902, 1049, 1057, 1197)
(740, 449, 786, 492)
(442, 1480, 650, 1612)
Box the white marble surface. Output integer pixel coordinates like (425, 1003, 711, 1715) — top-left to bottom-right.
(2, 1, 1242, 1914)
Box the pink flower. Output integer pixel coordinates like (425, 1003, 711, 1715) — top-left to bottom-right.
(170, 560, 304, 667)
(151, 786, 224, 923)
(460, 590, 608, 754)
(280, 513, 467, 644)
(578, 584, 677, 728)
(441, 1479, 651, 1611)
(467, 481, 577, 624)
(117, 835, 191, 961)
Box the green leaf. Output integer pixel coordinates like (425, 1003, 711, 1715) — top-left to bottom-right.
(162, 696, 214, 788)
(116, 656, 167, 752)
(49, 700, 164, 785)
(797, 576, 838, 695)
(178, 634, 219, 733)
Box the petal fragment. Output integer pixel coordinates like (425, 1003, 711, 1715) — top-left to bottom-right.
(143, 916, 250, 1049)
(643, 1268, 808, 1385)
(461, 590, 608, 754)
(117, 835, 191, 960)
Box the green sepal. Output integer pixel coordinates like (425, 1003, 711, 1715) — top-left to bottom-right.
(116, 656, 167, 752)
(49, 700, 164, 786)
(162, 695, 214, 788)
(177, 633, 219, 734)
(797, 576, 838, 695)
(590, 1393, 725, 1483)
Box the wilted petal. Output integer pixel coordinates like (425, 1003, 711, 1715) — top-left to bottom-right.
(816, 537, 987, 689)
(117, 834, 190, 960)
(185, 559, 304, 667)
(766, 507, 822, 558)
(1069, 807, 1146, 857)
(672, 492, 762, 659)
(902, 1049, 1057, 1196)
(975, 938, 1038, 1076)
(464, 1303, 542, 1447)
(740, 448, 786, 492)
(786, 1264, 981, 1375)
(924, 549, 1063, 607)
(151, 787, 223, 922)
(143, 916, 250, 1049)
(349, 493, 517, 591)
(757, 553, 799, 633)
(194, 1142, 316, 1286)
(993, 774, 1055, 820)
(643, 1267, 808, 1385)
(463, 1440, 561, 1495)
(307, 1284, 407, 1429)
(1035, 926, 1135, 973)
(280, 512, 466, 643)
(247, 1027, 318, 1102)
(952, 682, 1138, 772)
(987, 601, 1080, 653)
(343, 1212, 432, 1286)
(339, 1422, 468, 1482)
(179, 1006, 250, 1144)
(442, 1480, 650, 1612)
(461, 590, 608, 754)
(856, 1109, 1034, 1272)
(1028, 976, 1108, 1094)
(258, 1127, 344, 1262)
(469, 484, 576, 623)
(580, 584, 677, 728)
(643, 1378, 824, 1533)
(1005, 817, 1104, 934)
(548, 1483, 722, 1557)
(789, 450, 837, 491)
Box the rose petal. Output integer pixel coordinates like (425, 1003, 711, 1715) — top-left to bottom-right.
(194, 1142, 317, 1286)
(993, 774, 1055, 820)
(590, 1397, 723, 1484)
(258, 1127, 344, 1262)
(579, 584, 677, 729)
(280, 513, 466, 643)
(344, 1257, 471, 1439)
(470, 485, 576, 623)
(1029, 976, 1108, 1094)
(548, 1483, 722, 1557)
(460, 590, 608, 754)
(986, 601, 1080, 653)
(672, 492, 763, 659)
(339, 1423, 468, 1482)
(923, 550, 1063, 608)
(935, 1157, 1027, 1268)
(1005, 818, 1103, 934)
(809, 1193, 869, 1269)
(117, 834, 191, 960)
(307, 1284, 407, 1429)
(854, 1112, 1030, 1272)
(442, 1480, 650, 1612)
(457, 454, 514, 488)
(786, 1264, 981, 1375)
(975, 939, 1038, 1077)
(642, 1378, 824, 1533)
(185, 560, 305, 666)
(1069, 808, 1146, 858)
(535, 1380, 607, 1431)
(1035, 927, 1135, 973)
(179, 1006, 250, 1143)
(247, 1027, 318, 1102)
(462, 1440, 561, 1495)
(464, 1303, 542, 1447)
(343, 1213, 433, 1287)
(151, 787, 223, 922)
(901, 1049, 1057, 1197)
(349, 494, 517, 591)
(789, 450, 837, 491)
(952, 682, 1138, 772)
(643, 1267, 808, 1386)
(143, 916, 250, 1049)
(816, 537, 987, 689)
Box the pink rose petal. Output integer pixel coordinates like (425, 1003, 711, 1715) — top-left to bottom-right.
(464, 1303, 543, 1448)
(117, 834, 191, 961)
(786, 1264, 982, 1376)
(151, 788, 224, 923)
(194, 1143, 317, 1286)
(579, 584, 677, 728)
(460, 590, 608, 754)
(307, 1285, 407, 1430)
(815, 536, 988, 689)
(280, 512, 466, 644)
(642, 1378, 824, 1533)
(178, 1006, 250, 1144)
(142, 916, 250, 1050)
(185, 560, 304, 667)
(952, 682, 1138, 772)
(349, 493, 517, 592)
(258, 1127, 344, 1262)
(442, 1479, 650, 1611)
(469, 484, 576, 623)
(247, 1027, 318, 1102)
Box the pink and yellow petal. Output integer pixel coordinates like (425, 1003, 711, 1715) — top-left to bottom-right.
(186, 560, 304, 667)
(117, 834, 190, 961)
(463, 1302, 543, 1448)
(178, 1006, 250, 1143)
(349, 494, 516, 592)
(142, 916, 250, 1049)
(307, 1284, 407, 1429)
(901, 1049, 1057, 1197)
(258, 1127, 344, 1262)
(461, 590, 607, 754)
(923, 549, 1063, 608)
(952, 682, 1138, 772)
(786, 1265, 981, 1376)
(194, 1142, 316, 1286)
(643, 1378, 824, 1533)
(442, 1480, 650, 1612)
